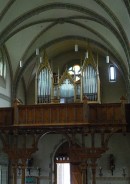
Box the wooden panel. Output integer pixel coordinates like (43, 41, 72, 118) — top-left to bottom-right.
(51, 106, 59, 123)
(125, 104, 130, 124)
(0, 103, 124, 127)
(42, 107, 50, 124)
(114, 106, 122, 121)
(0, 108, 13, 126)
(75, 106, 83, 122)
(26, 107, 35, 124)
(19, 107, 27, 124)
(67, 106, 75, 122)
(89, 105, 97, 122)
(59, 106, 67, 123)
(97, 106, 107, 122)
(88, 104, 122, 124)
(106, 104, 122, 122)
(71, 164, 82, 184)
(6, 109, 13, 125)
(35, 107, 43, 124)
(106, 106, 114, 121)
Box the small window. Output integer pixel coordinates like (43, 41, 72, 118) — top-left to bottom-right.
(109, 65, 116, 82)
(0, 49, 6, 78)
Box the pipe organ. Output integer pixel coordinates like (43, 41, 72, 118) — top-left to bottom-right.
(35, 50, 100, 104)
(36, 51, 52, 103)
(38, 68, 52, 103)
(82, 48, 99, 102)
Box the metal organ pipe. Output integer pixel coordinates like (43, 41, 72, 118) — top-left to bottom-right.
(83, 65, 98, 101)
(42, 69, 44, 103)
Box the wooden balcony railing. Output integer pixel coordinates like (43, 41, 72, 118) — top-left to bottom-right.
(16, 103, 84, 126)
(0, 107, 13, 126)
(0, 102, 127, 128)
(88, 103, 123, 124)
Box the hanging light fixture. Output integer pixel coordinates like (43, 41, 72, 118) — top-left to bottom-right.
(106, 55, 109, 63)
(19, 60, 22, 68)
(40, 56, 42, 63)
(85, 51, 88, 59)
(36, 48, 39, 56)
(75, 44, 78, 52)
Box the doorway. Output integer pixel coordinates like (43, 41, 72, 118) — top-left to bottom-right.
(54, 142, 82, 184)
(56, 163, 70, 184)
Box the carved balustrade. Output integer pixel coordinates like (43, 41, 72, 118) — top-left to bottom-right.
(0, 102, 128, 129)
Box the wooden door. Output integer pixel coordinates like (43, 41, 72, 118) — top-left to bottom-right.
(71, 163, 82, 184)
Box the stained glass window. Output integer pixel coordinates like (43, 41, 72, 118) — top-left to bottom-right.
(68, 64, 81, 81)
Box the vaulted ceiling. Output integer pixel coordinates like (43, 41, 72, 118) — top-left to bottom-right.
(0, 0, 130, 93)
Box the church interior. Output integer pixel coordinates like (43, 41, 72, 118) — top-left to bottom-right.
(0, 1, 130, 184)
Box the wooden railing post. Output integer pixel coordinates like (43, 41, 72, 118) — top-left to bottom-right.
(80, 162, 87, 184)
(12, 164, 17, 184)
(91, 159, 97, 184)
(91, 166, 96, 184)
(83, 101, 89, 123)
(13, 98, 21, 125)
(120, 96, 127, 124)
(21, 161, 26, 184)
(2, 133, 39, 184)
